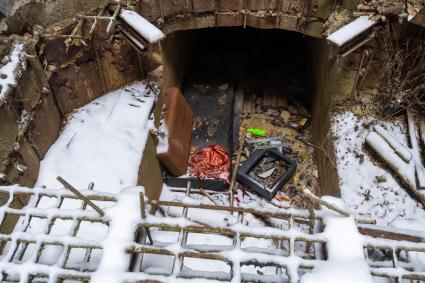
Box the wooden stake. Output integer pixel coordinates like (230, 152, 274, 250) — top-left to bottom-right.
(57, 177, 105, 217)
(351, 50, 367, 97)
(230, 128, 246, 206)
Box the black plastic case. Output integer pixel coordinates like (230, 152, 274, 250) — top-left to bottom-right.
(237, 148, 297, 200)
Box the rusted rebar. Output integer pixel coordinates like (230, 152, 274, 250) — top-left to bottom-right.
(57, 176, 105, 217)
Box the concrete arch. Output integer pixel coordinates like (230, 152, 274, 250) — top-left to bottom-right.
(136, 0, 333, 38)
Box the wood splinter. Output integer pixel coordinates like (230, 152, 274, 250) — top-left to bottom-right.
(57, 176, 105, 217)
(199, 188, 218, 206)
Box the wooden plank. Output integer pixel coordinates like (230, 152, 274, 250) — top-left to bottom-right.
(276, 68, 288, 108)
(358, 225, 425, 243)
(242, 91, 256, 113)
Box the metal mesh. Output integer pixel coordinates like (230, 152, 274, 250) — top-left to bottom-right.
(125, 199, 425, 283)
(0, 186, 116, 282)
(124, 199, 327, 282)
(1, 186, 425, 282)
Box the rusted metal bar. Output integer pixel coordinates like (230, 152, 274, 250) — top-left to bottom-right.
(149, 199, 311, 221)
(359, 225, 425, 243)
(342, 31, 376, 57)
(57, 177, 105, 217)
(107, 4, 121, 34)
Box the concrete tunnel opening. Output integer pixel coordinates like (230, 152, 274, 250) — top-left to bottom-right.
(4, 1, 425, 280)
(157, 27, 340, 199)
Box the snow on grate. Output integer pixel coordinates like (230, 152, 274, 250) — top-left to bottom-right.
(0, 185, 116, 282)
(127, 199, 327, 282)
(125, 195, 425, 283)
(2, 185, 425, 282)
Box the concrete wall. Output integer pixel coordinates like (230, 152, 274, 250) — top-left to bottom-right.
(308, 37, 341, 197)
(137, 0, 334, 38)
(0, 0, 13, 17)
(0, 36, 61, 187)
(137, 31, 194, 201)
(0, 19, 144, 187)
(3, 0, 107, 34)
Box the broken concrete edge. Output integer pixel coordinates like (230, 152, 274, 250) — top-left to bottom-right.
(136, 32, 193, 201)
(0, 34, 61, 187)
(0, 15, 152, 187)
(1, 0, 109, 35)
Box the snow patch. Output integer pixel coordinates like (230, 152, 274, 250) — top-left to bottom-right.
(365, 131, 416, 188)
(301, 198, 373, 283)
(35, 81, 155, 193)
(327, 16, 375, 46)
(332, 112, 425, 225)
(156, 122, 169, 154)
(92, 187, 143, 283)
(0, 43, 26, 103)
(119, 9, 165, 43)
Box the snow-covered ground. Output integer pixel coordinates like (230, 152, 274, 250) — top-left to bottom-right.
(35, 81, 155, 192)
(0, 81, 156, 280)
(332, 111, 425, 226)
(3, 86, 425, 281)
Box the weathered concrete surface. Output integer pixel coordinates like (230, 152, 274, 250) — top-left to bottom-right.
(0, 36, 61, 187)
(308, 37, 341, 197)
(45, 20, 142, 115)
(137, 0, 334, 38)
(0, 0, 12, 19)
(3, 0, 108, 34)
(0, 104, 18, 174)
(6, 137, 40, 187)
(27, 93, 61, 158)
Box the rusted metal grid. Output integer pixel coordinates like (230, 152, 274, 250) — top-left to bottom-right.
(126, 196, 425, 283)
(364, 229, 425, 282)
(1, 185, 425, 282)
(0, 185, 116, 282)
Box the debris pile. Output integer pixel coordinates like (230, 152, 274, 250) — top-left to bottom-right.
(188, 144, 230, 181)
(239, 104, 318, 206)
(156, 84, 317, 207)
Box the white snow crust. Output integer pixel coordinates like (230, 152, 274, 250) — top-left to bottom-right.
(301, 197, 373, 283)
(0, 42, 26, 103)
(35, 81, 155, 193)
(0, 81, 157, 281)
(332, 112, 425, 225)
(327, 16, 375, 46)
(120, 9, 165, 43)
